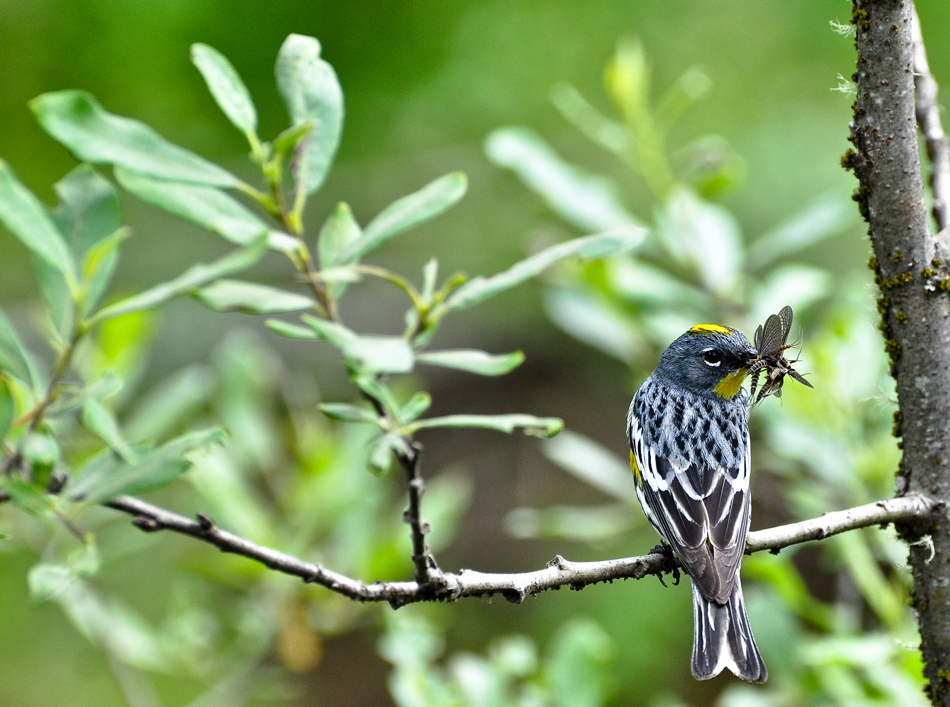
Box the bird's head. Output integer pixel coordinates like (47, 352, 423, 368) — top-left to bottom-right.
(654, 324, 758, 399)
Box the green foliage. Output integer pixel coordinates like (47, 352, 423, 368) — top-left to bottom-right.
(0, 34, 635, 705)
(381, 610, 616, 707)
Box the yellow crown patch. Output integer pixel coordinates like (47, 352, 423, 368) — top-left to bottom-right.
(689, 323, 731, 335)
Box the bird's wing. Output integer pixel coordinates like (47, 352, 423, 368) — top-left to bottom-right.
(629, 414, 751, 604)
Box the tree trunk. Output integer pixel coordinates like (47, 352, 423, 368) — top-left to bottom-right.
(849, 1, 950, 702)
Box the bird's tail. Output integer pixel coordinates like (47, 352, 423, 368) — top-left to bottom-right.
(691, 579, 768, 683)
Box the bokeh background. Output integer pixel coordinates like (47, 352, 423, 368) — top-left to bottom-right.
(1, 1, 949, 705)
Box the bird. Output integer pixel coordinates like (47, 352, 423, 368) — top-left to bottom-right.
(627, 323, 767, 683)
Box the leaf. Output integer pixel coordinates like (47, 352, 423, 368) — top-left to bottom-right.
(748, 193, 854, 269)
(399, 392, 431, 423)
(408, 414, 563, 438)
(549, 83, 627, 154)
(318, 202, 362, 269)
(194, 279, 315, 314)
(0, 160, 75, 280)
(28, 563, 75, 604)
(0, 310, 34, 384)
(52, 165, 122, 261)
(319, 403, 379, 424)
(303, 315, 414, 374)
(545, 619, 616, 707)
(190, 43, 257, 135)
(485, 127, 640, 231)
(542, 430, 633, 501)
(80, 227, 128, 318)
(748, 265, 831, 328)
(505, 503, 633, 542)
(543, 287, 639, 362)
(275, 34, 344, 194)
(115, 168, 297, 251)
(30, 91, 239, 186)
(123, 365, 213, 442)
(444, 228, 644, 311)
(273, 119, 316, 156)
(654, 188, 743, 296)
(92, 238, 268, 324)
(367, 433, 413, 476)
(265, 319, 317, 340)
(2, 478, 55, 517)
(82, 398, 136, 463)
(0, 377, 13, 441)
(68, 427, 226, 503)
(416, 349, 524, 377)
(336, 173, 468, 265)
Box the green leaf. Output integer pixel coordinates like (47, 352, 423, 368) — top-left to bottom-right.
(505, 503, 633, 542)
(115, 168, 297, 251)
(53, 165, 122, 261)
(319, 402, 379, 424)
(416, 349, 524, 377)
(485, 127, 639, 231)
(352, 374, 402, 418)
(399, 392, 431, 423)
(318, 202, 362, 269)
(408, 414, 563, 438)
(2, 478, 55, 517)
(748, 194, 854, 269)
(542, 430, 633, 501)
(190, 43, 257, 135)
(444, 228, 644, 311)
(82, 398, 136, 464)
(0, 310, 34, 384)
(265, 319, 317, 340)
(302, 315, 414, 374)
(272, 119, 316, 156)
(545, 619, 616, 707)
(80, 227, 127, 318)
(275, 34, 344, 194)
(91, 238, 268, 324)
(336, 173, 467, 265)
(193, 279, 315, 314)
(30, 91, 239, 187)
(0, 377, 13, 441)
(28, 563, 75, 604)
(0, 160, 75, 280)
(368, 433, 410, 475)
(68, 427, 226, 503)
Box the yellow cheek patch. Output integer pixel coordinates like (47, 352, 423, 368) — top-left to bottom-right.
(714, 369, 748, 398)
(630, 450, 641, 480)
(690, 323, 732, 335)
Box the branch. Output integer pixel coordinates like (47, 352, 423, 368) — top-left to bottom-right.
(105, 494, 938, 609)
(397, 443, 443, 588)
(912, 7, 950, 232)
(851, 1, 950, 699)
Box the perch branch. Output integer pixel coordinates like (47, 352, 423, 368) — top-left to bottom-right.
(912, 7, 950, 232)
(105, 493, 938, 609)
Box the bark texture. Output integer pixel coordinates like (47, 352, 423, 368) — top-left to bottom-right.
(850, 1, 950, 702)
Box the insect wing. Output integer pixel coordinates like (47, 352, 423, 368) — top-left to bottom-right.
(778, 305, 794, 342)
(759, 312, 786, 356)
(753, 323, 764, 352)
(787, 367, 814, 389)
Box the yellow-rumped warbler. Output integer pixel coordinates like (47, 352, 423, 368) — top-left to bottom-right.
(628, 323, 767, 683)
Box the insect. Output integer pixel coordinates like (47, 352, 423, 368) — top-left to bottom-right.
(748, 305, 813, 405)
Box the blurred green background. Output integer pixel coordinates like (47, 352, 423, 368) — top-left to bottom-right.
(1, 1, 949, 706)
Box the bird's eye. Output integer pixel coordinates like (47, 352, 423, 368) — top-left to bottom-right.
(702, 349, 722, 367)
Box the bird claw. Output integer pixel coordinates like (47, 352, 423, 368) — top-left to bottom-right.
(649, 543, 681, 587)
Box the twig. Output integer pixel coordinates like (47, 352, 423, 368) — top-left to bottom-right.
(104, 494, 938, 609)
(398, 442, 443, 589)
(912, 7, 950, 232)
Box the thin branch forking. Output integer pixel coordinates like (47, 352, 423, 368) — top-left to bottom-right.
(105, 493, 939, 609)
